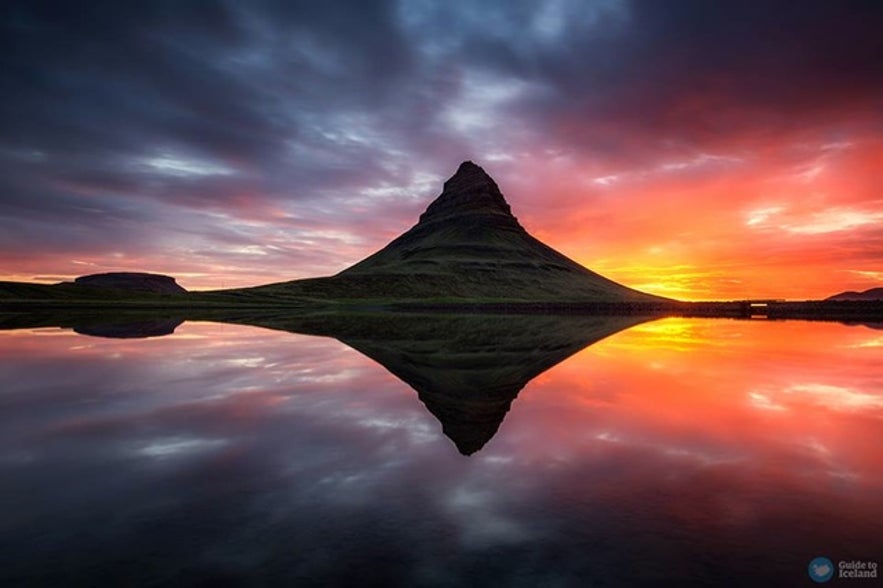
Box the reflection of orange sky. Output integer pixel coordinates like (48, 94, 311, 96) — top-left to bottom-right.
(513, 318, 883, 491)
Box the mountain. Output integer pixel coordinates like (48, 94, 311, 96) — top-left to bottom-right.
(75, 272, 187, 294)
(238, 161, 665, 303)
(1, 162, 667, 306)
(826, 287, 883, 301)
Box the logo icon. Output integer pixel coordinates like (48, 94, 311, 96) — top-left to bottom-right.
(809, 557, 834, 583)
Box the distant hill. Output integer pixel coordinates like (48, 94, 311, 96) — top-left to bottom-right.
(235, 161, 666, 303)
(75, 272, 187, 294)
(0, 272, 187, 303)
(826, 287, 883, 301)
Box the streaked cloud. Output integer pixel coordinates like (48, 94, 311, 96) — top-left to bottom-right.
(745, 206, 785, 227)
(140, 152, 236, 178)
(782, 208, 883, 235)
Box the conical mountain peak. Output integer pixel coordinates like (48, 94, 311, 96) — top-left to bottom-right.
(418, 161, 514, 224)
(445, 161, 498, 193)
(330, 161, 665, 303)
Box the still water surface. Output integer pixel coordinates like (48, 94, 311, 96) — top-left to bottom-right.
(0, 317, 880, 586)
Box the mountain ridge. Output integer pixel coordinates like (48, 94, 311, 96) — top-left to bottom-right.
(826, 287, 883, 301)
(75, 272, 187, 294)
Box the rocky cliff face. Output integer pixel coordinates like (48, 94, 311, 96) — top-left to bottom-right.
(418, 161, 515, 225)
(332, 161, 663, 302)
(74, 272, 187, 294)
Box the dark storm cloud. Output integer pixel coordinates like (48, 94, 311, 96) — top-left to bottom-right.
(401, 0, 883, 159)
(0, 0, 427, 263)
(1, 0, 414, 191)
(563, 0, 883, 153)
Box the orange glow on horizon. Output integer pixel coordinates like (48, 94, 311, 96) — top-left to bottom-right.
(519, 134, 883, 300)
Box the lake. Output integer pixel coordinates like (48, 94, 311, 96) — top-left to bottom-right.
(0, 315, 880, 586)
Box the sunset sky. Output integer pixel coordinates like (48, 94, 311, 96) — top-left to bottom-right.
(2, 0, 882, 300)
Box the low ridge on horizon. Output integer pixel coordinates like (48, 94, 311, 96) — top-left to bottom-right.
(250, 160, 667, 303)
(826, 287, 883, 301)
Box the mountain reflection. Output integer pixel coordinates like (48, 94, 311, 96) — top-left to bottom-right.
(230, 313, 651, 454)
(74, 318, 184, 339)
(0, 310, 649, 454)
(1, 315, 881, 586)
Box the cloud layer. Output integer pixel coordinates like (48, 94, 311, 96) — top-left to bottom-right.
(2, 0, 882, 297)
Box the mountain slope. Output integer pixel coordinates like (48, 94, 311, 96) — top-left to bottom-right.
(242, 161, 666, 303)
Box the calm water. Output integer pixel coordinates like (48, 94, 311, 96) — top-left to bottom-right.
(0, 316, 880, 586)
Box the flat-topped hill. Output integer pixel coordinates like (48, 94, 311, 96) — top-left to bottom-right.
(75, 272, 187, 294)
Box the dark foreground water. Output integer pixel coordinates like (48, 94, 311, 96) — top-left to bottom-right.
(0, 317, 880, 587)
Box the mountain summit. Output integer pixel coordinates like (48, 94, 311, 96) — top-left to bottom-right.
(332, 161, 663, 302)
(417, 160, 514, 224)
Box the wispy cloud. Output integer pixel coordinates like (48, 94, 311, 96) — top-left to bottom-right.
(787, 383, 883, 412)
(783, 208, 883, 235)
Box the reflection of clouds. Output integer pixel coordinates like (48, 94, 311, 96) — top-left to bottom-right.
(803, 438, 831, 456)
(224, 357, 267, 368)
(787, 383, 883, 412)
(594, 431, 624, 443)
(356, 416, 438, 446)
(747, 391, 787, 412)
(798, 438, 861, 485)
(446, 485, 531, 548)
(1, 319, 882, 584)
(593, 429, 743, 467)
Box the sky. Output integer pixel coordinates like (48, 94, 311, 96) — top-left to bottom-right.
(1, 0, 882, 300)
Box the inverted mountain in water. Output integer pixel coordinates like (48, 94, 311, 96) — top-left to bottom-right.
(0, 307, 649, 454)
(242, 161, 665, 303)
(326, 313, 650, 454)
(174, 310, 649, 455)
